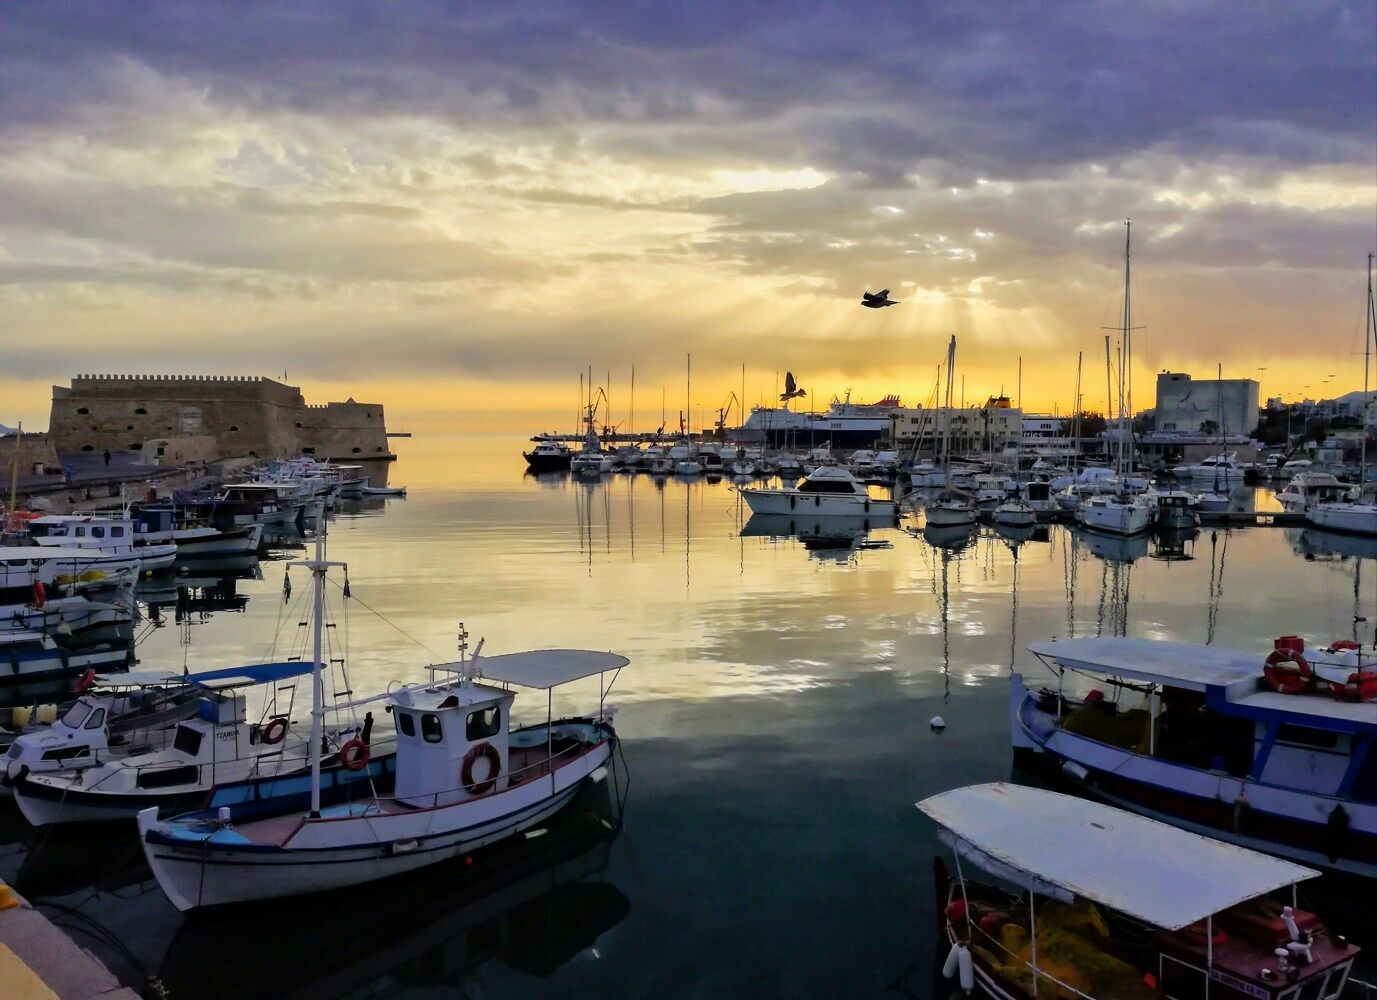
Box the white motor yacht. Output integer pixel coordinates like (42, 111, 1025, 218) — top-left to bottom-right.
(28, 514, 177, 572)
(1278, 471, 1348, 514)
(1174, 452, 1252, 483)
(1076, 491, 1155, 535)
(739, 466, 897, 518)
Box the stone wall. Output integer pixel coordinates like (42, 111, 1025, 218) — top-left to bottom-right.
(49, 375, 392, 462)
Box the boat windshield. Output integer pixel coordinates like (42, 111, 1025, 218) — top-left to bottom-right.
(798, 479, 860, 495)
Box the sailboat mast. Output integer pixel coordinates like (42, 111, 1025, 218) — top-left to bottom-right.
(1072, 354, 1082, 472)
(7, 421, 21, 520)
(1120, 220, 1132, 477)
(630, 364, 635, 436)
(1362, 254, 1374, 486)
(1104, 336, 1113, 472)
(308, 524, 326, 817)
(686, 354, 692, 436)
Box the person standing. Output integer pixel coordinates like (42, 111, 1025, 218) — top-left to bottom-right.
(102, 448, 112, 468)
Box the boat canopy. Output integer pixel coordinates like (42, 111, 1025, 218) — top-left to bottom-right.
(462, 649, 629, 689)
(1027, 637, 1260, 692)
(918, 783, 1317, 931)
(94, 661, 313, 690)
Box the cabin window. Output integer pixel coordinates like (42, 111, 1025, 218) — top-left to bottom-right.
(173, 725, 203, 756)
(397, 712, 416, 738)
(1276, 724, 1340, 750)
(421, 713, 443, 743)
(60, 702, 91, 728)
(798, 480, 859, 495)
(90, 526, 104, 538)
(41, 745, 91, 762)
(111, 526, 123, 537)
(137, 765, 199, 789)
(84, 708, 106, 730)
(75, 527, 87, 537)
(467, 706, 500, 740)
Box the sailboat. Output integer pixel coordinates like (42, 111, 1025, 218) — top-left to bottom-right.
(137, 532, 627, 911)
(1309, 254, 1377, 536)
(1077, 221, 1154, 537)
(924, 336, 977, 528)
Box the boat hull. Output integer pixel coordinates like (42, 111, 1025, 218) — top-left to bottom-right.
(140, 743, 611, 911)
(740, 489, 896, 518)
(1076, 502, 1153, 535)
(924, 504, 977, 527)
(523, 451, 572, 473)
(1309, 503, 1377, 536)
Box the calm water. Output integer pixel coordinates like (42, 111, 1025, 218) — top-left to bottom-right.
(3, 435, 1376, 999)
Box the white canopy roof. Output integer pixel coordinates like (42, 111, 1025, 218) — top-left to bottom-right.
(438, 649, 629, 690)
(918, 783, 1316, 930)
(1027, 637, 1261, 691)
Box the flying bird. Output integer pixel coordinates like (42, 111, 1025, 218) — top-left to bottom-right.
(861, 289, 899, 308)
(780, 371, 807, 402)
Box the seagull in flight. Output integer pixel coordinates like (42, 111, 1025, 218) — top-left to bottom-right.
(861, 289, 900, 308)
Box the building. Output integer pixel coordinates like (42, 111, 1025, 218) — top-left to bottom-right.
(888, 404, 1023, 454)
(1021, 415, 1072, 439)
(49, 374, 393, 463)
(1154, 372, 1260, 437)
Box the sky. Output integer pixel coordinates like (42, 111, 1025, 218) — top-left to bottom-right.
(1, 1, 1374, 435)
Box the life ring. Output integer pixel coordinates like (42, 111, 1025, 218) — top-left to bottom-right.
(339, 737, 369, 772)
(73, 668, 96, 694)
(1264, 648, 1311, 695)
(1328, 640, 1360, 653)
(31, 582, 45, 609)
(260, 717, 289, 745)
(462, 741, 502, 794)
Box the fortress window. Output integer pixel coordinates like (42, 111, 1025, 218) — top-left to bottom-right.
(229, 425, 239, 432)
(76, 407, 89, 415)
(126, 425, 134, 431)
(351, 447, 361, 454)
(295, 422, 302, 428)
(129, 443, 142, 451)
(81, 445, 94, 452)
(134, 407, 147, 415)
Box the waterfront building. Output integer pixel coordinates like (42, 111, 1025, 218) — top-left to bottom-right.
(1154, 371, 1260, 436)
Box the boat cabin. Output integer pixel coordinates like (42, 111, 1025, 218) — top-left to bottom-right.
(921, 783, 1357, 1000)
(795, 467, 866, 495)
(389, 681, 515, 808)
(28, 515, 135, 551)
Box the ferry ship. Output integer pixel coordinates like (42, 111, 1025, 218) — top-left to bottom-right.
(738, 391, 901, 448)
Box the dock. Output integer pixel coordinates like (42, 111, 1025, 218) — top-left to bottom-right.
(0, 881, 141, 999)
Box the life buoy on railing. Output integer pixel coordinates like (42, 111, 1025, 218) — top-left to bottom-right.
(462, 741, 502, 794)
(73, 668, 96, 694)
(260, 717, 289, 745)
(1263, 648, 1312, 695)
(339, 737, 369, 772)
(31, 582, 45, 609)
(1328, 639, 1360, 653)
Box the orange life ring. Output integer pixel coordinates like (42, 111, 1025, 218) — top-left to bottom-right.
(260, 717, 289, 745)
(73, 668, 96, 694)
(31, 582, 45, 609)
(338, 737, 369, 772)
(1264, 648, 1312, 695)
(462, 741, 501, 794)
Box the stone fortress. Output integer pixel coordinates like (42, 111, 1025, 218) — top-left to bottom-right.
(49, 374, 393, 464)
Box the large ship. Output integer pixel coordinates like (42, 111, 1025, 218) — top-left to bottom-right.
(738, 391, 901, 448)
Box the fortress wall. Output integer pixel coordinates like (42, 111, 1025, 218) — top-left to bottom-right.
(49, 376, 391, 461)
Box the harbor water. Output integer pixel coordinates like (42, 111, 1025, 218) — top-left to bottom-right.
(3, 434, 1376, 998)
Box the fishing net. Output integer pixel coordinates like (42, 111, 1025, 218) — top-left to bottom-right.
(1061, 706, 1154, 753)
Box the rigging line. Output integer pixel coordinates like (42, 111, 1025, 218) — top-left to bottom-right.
(324, 578, 445, 660)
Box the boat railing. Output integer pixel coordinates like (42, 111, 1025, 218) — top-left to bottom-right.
(366, 738, 592, 811)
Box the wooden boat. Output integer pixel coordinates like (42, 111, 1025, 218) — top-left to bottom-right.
(921, 783, 1359, 999)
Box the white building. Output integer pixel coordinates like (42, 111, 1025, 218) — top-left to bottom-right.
(1154, 372, 1260, 436)
(889, 404, 1022, 453)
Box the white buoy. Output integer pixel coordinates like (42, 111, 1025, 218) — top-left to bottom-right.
(958, 942, 974, 993)
(942, 942, 961, 979)
(930, 716, 947, 730)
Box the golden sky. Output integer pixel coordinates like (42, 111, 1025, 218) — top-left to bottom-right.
(1, 4, 1374, 435)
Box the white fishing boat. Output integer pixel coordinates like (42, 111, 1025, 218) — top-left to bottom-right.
(28, 514, 177, 572)
(922, 782, 1357, 1000)
(1277, 472, 1347, 515)
(137, 535, 627, 911)
(0, 546, 140, 595)
(1017, 480, 1057, 518)
(13, 658, 340, 825)
(0, 631, 130, 683)
(0, 590, 132, 640)
(1145, 485, 1200, 529)
(131, 507, 264, 556)
(0, 663, 303, 795)
(991, 498, 1036, 528)
(1012, 634, 1377, 879)
(973, 473, 1015, 506)
(738, 466, 896, 518)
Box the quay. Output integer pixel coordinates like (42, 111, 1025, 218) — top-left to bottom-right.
(0, 881, 141, 999)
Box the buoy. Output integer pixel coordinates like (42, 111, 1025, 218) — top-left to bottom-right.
(942, 942, 961, 979)
(957, 943, 974, 993)
(930, 716, 946, 730)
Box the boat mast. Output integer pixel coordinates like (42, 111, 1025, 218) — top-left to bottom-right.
(629, 364, 635, 437)
(943, 335, 957, 476)
(7, 421, 20, 522)
(295, 519, 346, 819)
(1362, 253, 1374, 488)
(1072, 354, 1082, 472)
(1104, 335, 1113, 473)
(1120, 220, 1132, 478)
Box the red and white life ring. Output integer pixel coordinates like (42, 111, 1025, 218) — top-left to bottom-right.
(338, 737, 370, 772)
(1264, 648, 1312, 695)
(462, 742, 502, 795)
(31, 582, 45, 609)
(260, 717, 289, 745)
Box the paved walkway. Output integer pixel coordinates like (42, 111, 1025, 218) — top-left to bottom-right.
(0, 884, 140, 999)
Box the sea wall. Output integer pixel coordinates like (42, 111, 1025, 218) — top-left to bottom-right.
(49, 375, 392, 462)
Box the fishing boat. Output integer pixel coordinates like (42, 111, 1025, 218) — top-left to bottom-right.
(992, 498, 1036, 528)
(1145, 486, 1200, 529)
(12, 660, 342, 825)
(922, 782, 1358, 1000)
(738, 466, 896, 518)
(130, 506, 264, 556)
(359, 485, 407, 497)
(0, 590, 133, 642)
(523, 438, 574, 473)
(137, 535, 627, 911)
(1012, 634, 1377, 879)
(28, 514, 178, 572)
(0, 546, 140, 597)
(0, 631, 130, 683)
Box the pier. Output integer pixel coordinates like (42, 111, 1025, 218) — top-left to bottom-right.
(0, 881, 141, 999)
